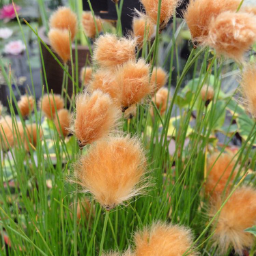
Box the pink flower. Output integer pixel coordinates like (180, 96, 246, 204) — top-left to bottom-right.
(4, 40, 26, 55)
(0, 4, 21, 20)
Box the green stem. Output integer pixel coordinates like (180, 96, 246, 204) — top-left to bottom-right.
(99, 211, 109, 256)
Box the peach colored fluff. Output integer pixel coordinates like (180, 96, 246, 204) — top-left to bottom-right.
(82, 11, 102, 38)
(134, 222, 197, 256)
(151, 67, 168, 94)
(184, 0, 240, 42)
(49, 6, 77, 41)
(93, 34, 136, 68)
(73, 90, 121, 148)
(241, 65, 256, 117)
(140, 0, 179, 28)
(54, 109, 71, 137)
(39, 94, 64, 119)
(207, 11, 256, 61)
(80, 67, 93, 86)
(210, 187, 256, 255)
(17, 95, 34, 118)
(205, 153, 237, 200)
(48, 28, 71, 63)
(75, 135, 147, 210)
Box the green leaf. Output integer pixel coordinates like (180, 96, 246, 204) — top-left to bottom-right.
(245, 226, 256, 236)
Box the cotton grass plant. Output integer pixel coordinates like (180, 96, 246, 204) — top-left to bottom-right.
(1, 0, 256, 256)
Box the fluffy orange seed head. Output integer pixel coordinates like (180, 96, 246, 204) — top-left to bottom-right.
(132, 15, 155, 47)
(140, 0, 179, 28)
(134, 222, 197, 256)
(82, 11, 102, 38)
(0, 116, 23, 151)
(80, 67, 93, 86)
(93, 34, 136, 68)
(207, 11, 256, 61)
(241, 65, 256, 117)
(210, 187, 256, 255)
(201, 85, 214, 101)
(124, 104, 137, 119)
(242, 6, 256, 16)
(117, 59, 152, 109)
(17, 95, 34, 118)
(150, 67, 168, 95)
(151, 87, 169, 116)
(54, 109, 71, 137)
(76, 197, 94, 222)
(48, 28, 71, 63)
(184, 0, 241, 42)
(205, 153, 237, 200)
(88, 69, 121, 105)
(49, 6, 77, 41)
(73, 90, 121, 148)
(24, 124, 43, 151)
(39, 94, 64, 119)
(75, 135, 147, 210)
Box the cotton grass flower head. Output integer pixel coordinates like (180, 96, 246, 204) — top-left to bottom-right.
(132, 14, 155, 47)
(117, 59, 152, 110)
(80, 67, 92, 86)
(150, 67, 168, 94)
(242, 6, 256, 16)
(124, 104, 137, 119)
(184, 0, 241, 42)
(151, 87, 169, 116)
(73, 90, 121, 148)
(74, 135, 148, 210)
(17, 95, 34, 118)
(88, 69, 121, 106)
(49, 6, 77, 41)
(200, 84, 214, 102)
(54, 109, 71, 137)
(0, 116, 23, 151)
(206, 11, 256, 61)
(82, 11, 102, 38)
(75, 197, 94, 223)
(140, 0, 179, 28)
(205, 153, 237, 200)
(210, 187, 256, 255)
(24, 124, 43, 151)
(93, 34, 136, 68)
(240, 65, 256, 117)
(39, 94, 64, 120)
(134, 221, 197, 256)
(48, 28, 71, 63)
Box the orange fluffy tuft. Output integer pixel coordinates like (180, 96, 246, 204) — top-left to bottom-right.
(75, 135, 147, 210)
(88, 69, 121, 105)
(140, 0, 179, 28)
(205, 153, 237, 200)
(24, 124, 43, 151)
(184, 0, 240, 42)
(17, 95, 34, 118)
(151, 67, 168, 94)
(151, 87, 169, 116)
(39, 94, 64, 119)
(242, 6, 256, 16)
(49, 6, 77, 41)
(73, 90, 121, 148)
(210, 187, 256, 255)
(76, 198, 94, 223)
(240, 65, 256, 117)
(80, 67, 93, 86)
(93, 34, 136, 68)
(201, 85, 214, 101)
(82, 11, 102, 38)
(48, 28, 71, 63)
(134, 222, 197, 256)
(0, 116, 23, 151)
(124, 104, 137, 119)
(206, 11, 256, 61)
(54, 109, 71, 137)
(132, 14, 155, 47)
(117, 59, 152, 109)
